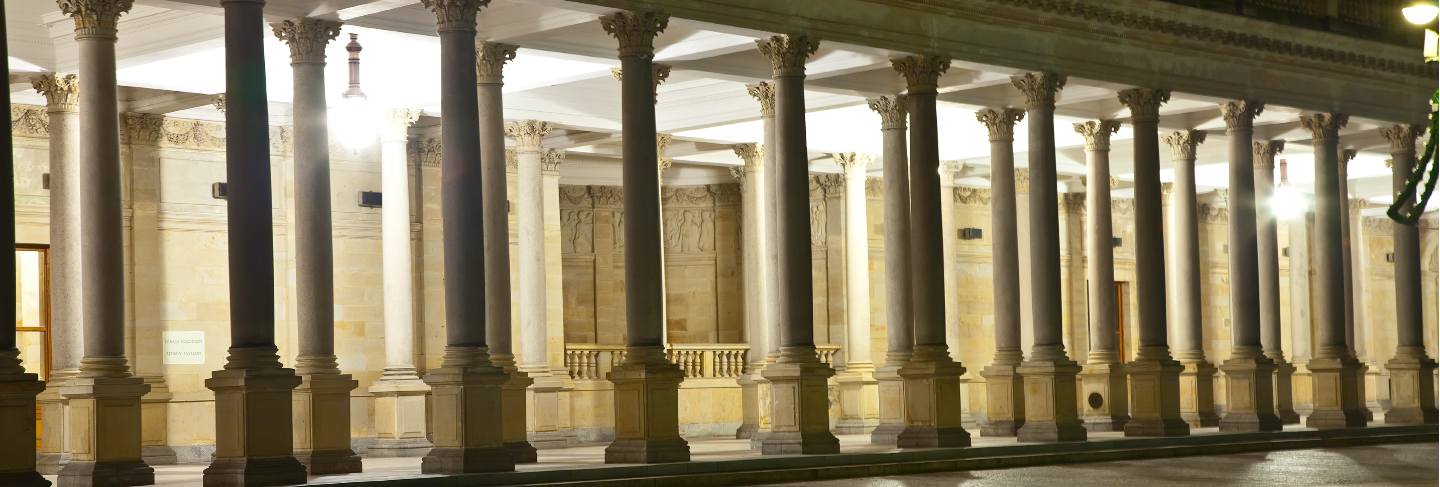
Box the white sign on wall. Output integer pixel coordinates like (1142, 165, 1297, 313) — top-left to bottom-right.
(162, 331, 205, 365)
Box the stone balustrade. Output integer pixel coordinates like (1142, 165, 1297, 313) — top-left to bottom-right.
(817, 344, 841, 367)
(564, 343, 752, 380)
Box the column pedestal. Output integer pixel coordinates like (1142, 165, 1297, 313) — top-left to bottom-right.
(1305, 356, 1367, 429)
(604, 348, 690, 463)
(1218, 351, 1282, 432)
(1178, 359, 1220, 427)
(37, 377, 69, 474)
(834, 368, 878, 435)
(1272, 358, 1302, 424)
(292, 373, 362, 474)
(1079, 359, 1129, 432)
(736, 369, 764, 439)
(501, 369, 537, 463)
(761, 351, 840, 454)
(1384, 348, 1438, 425)
(870, 359, 906, 444)
(978, 358, 1024, 437)
(0, 363, 48, 487)
(896, 346, 970, 448)
(368, 374, 433, 457)
(203, 350, 306, 487)
(59, 375, 154, 487)
(525, 372, 576, 448)
(420, 348, 514, 474)
(139, 378, 175, 466)
(1015, 354, 1086, 442)
(1124, 350, 1189, 436)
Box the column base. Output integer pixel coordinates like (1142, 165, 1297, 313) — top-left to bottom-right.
(0, 365, 46, 486)
(59, 373, 154, 487)
(420, 347, 515, 474)
(760, 347, 839, 455)
(870, 361, 905, 446)
(1354, 362, 1374, 422)
(1270, 356, 1302, 424)
(604, 347, 690, 464)
(141, 447, 177, 467)
(36, 376, 68, 475)
(1364, 365, 1388, 419)
(1178, 359, 1220, 428)
(501, 369, 537, 464)
(895, 346, 970, 449)
(1384, 349, 1438, 425)
(140, 377, 175, 466)
(1124, 350, 1189, 437)
(833, 365, 878, 435)
(1079, 360, 1129, 432)
(736, 367, 765, 439)
(525, 371, 577, 449)
(1218, 351, 1282, 433)
(1305, 355, 1368, 430)
(203, 348, 306, 487)
(294, 372, 362, 475)
(1015, 355, 1086, 443)
(367, 374, 433, 458)
(978, 362, 1025, 437)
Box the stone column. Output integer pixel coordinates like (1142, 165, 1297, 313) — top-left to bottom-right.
(1119, 90, 1189, 437)
(868, 95, 912, 445)
(1074, 120, 1129, 432)
(55, 1, 156, 485)
(1011, 72, 1085, 442)
(599, 10, 690, 463)
(1380, 124, 1437, 425)
(273, 18, 363, 473)
(0, 8, 47, 483)
(1299, 112, 1367, 429)
(537, 148, 576, 446)
(891, 55, 969, 448)
(1216, 101, 1282, 432)
(368, 108, 432, 457)
(732, 143, 769, 439)
(1164, 129, 1219, 429)
(938, 162, 963, 365)
(1254, 140, 1300, 424)
(420, 0, 515, 474)
(834, 152, 878, 435)
(204, 1, 307, 485)
(1336, 150, 1373, 421)
(31, 73, 80, 474)
(476, 41, 537, 464)
(976, 108, 1026, 437)
(756, 34, 839, 455)
(745, 81, 779, 449)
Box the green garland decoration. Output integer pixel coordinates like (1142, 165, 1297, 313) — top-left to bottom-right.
(1386, 90, 1439, 225)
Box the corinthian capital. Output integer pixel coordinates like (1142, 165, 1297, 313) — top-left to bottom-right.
(271, 18, 342, 64)
(505, 120, 551, 149)
(1340, 148, 1357, 169)
(833, 152, 869, 174)
(747, 82, 776, 117)
(542, 148, 565, 173)
(383, 109, 422, 142)
(476, 41, 518, 84)
(732, 143, 762, 170)
(756, 34, 819, 77)
(867, 95, 907, 130)
(32, 74, 79, 113)
(1010, 72, 1066, 109)
(420, 0, 489, 32)
(1219, 100, 1265, 130)
(1298, 113, 1348, 141)
(1073, 120, 1121, 151)
(1253, 140, 1284, 168)
(1380, 124, 1426, 154)
(1163, 130, 1207, 161)
(1117, 88, 1171, 122)
(891, 55, 950, 93)
(600, 10, 669, 59)
(975, 108, 1025, 142)
(58, 0, 134, 38)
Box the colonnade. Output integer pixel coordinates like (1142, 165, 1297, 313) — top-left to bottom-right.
(0, 2, 1435, 487)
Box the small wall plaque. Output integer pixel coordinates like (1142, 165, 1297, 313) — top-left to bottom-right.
(359, 191, 382, 208)
(959, 227, 983, 240)
(211, 182, 228, 200)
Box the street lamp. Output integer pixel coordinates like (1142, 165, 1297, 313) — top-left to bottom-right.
(1386, 1, 1439, 223)
(1271, 159, 1307, 220)
(332, 32, 376, 149)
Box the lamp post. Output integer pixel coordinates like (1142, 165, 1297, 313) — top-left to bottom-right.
(1271, 160, 1307, 221)
(1387, 2, 1438, 224)
(333, 33, 375, 149)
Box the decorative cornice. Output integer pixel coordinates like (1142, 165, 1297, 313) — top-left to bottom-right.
(382, 108, 421, 142)
(1117, 88, 1171, 122)
(1380, 124, 1426, 154)
(746, 82, 776, 117)
(834, 152, 869, 173)
(476, 41, 518, 84)
(121, 112, 162, 144)
(600, 10, 669, 59)
(1299, 113, 1348, 141)
(57, 0, 134, 38)
(1073, 120, 1120, 151)
(1253, 140, 1285, 168)
(505, 120, 551, 149)
(1010, 72, 1066, 109)
(271, 18, 342, 64)
(542, 148, 564, 173)
(1220, 100, 1265, 130)
(31, 74, 79, 113)
(891, 55, 950, 93)
(954, 186, 990, 206)
(1163, 129, 1207, 161)
(420, 0, 489, 32)
(867, 95, 907, 130)
(12, 105, 50, 138)
(732, 143, 762, 170)
(976, 107, 1025, 142)
(756, 34, 819, 77)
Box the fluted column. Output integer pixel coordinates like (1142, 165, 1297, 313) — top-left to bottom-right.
(755, 34, 839, 455)
(1074, 120, 1129, 432)
(204, 1, 307, 485)
(0, 6, 47, 483)
(745, 81, 779, 449)
(732, 143, 768, 440)
(1118, 90, 1189, 437)
(834, 152, 879, 435)
(1162, 129, 1219, 429)
(868, 95, 913, 445)
(54, 2, 156, 486)
(1381, 124, 1438, 425)
(1254, 140, 1300, 424)
(31, 73, 80, 475)
(1299, 112, 1366, 429)
(368, 108, 432, 457)
(975, 108, 1026, 438)
(1010, 72, 1085, 442)
(1337, 150, 1374, 421)
(599, 10, 690, 463)
(273, 18, 364, 473)
(419, 0, 515, 474)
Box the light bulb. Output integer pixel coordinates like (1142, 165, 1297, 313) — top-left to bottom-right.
(1271, 185, 1307, 221)
(1403, 3, 1439, 25)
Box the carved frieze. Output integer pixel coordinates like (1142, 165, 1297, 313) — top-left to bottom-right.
(559, 185, 591, 207)
(561, 209, 594, 254)
(418, 138, 442, 167)
(11, 105, 49, 138)
(713, 183, 740, 205)
(662, 208, 715, 253)
(810, 199, 826, 249)
(953, 186, 990, 206)
(1112, 198, 1135, 216)
(662, 186, 713, 207)
(592, 186, 624, 207)
(811, 173, 844, 197)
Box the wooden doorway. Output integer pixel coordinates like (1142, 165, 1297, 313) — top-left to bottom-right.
(14, 244, 51, 448)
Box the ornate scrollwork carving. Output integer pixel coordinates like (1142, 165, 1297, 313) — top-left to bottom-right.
(976, 108, 1025, 142)
(421, 0, 489, 32)
(746, 82, 776, 117)
(57, 0, 134, 38)
(1074, 120, 1120, 151)
(476, 41, 518, 84)
(600, 10, 669, 59)
(1220, 100, 1265, 130)
(954, 186, 991, 206)
(892, 55, 949, 93)
(1380, 124, 1426, 154)
(505, 120, 551, 149)
(1163, 129, 1207, 161)
(756, 34, 819, 77)
(1117, 88, 1170, 122)
(1010, 72, 1066, 109)
(32, 74, 79, 113)
(1299, 113, 1348, 141)
(11, 106, 49, 138)
(867, 95, 907, 130)
(271, 18, 342, 64)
